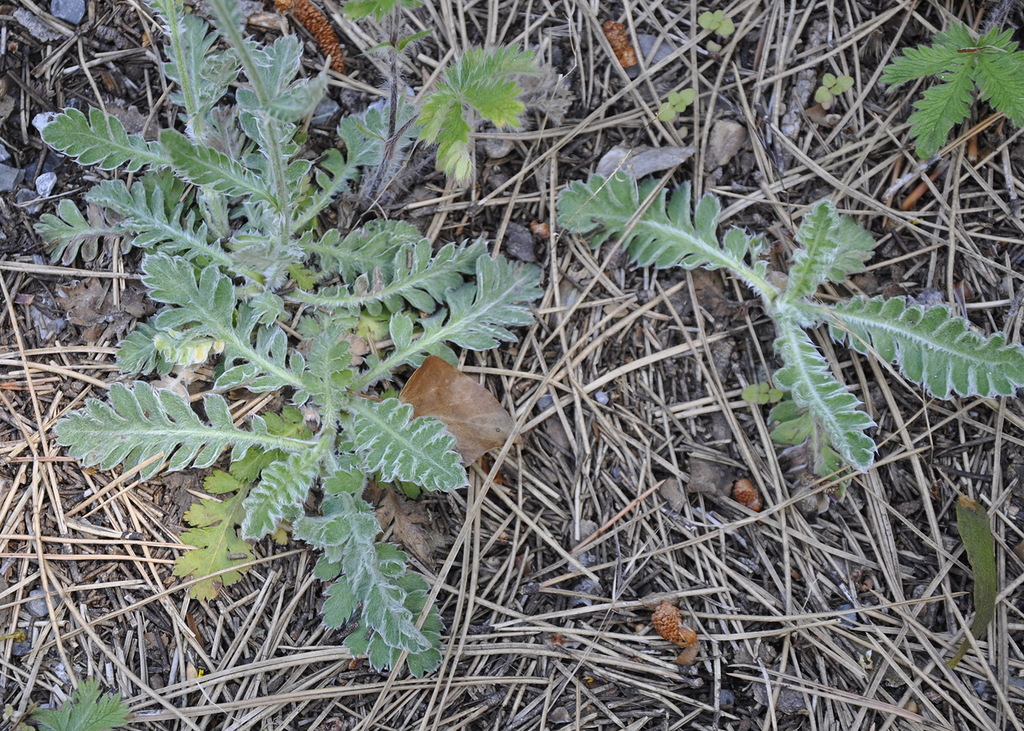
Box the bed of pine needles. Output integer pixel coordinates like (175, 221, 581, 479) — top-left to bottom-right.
(2, 0, 1024, 728)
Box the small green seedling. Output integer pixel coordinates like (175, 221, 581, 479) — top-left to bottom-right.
(814, 73, 854, 109)
(697, 10, 735, 38)
(558, 174, 1024, 478)
(657, 89, 697, 122)
(881, 22, 1024, 158)
(741, 382, 784, 405)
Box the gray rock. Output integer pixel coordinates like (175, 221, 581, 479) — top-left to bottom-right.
(36, 172, 57, 198)
(51, 0, 85, 25)
(0, 164, 23, 193)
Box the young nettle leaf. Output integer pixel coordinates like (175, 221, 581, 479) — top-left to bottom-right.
(31, 679, 130, 731)
(418, 46, 539, 182)
(882, 23, 1024, 158)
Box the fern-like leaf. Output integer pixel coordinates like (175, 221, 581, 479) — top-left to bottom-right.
(785, 200, 875, 301)
(347, 397, 466, 491)
(558, 174, 775, 299)
(55, 382, 309, 480)
(773, 323, 876, 470)
(160, 129, 267, 201)
(828, 296, 1024, 398)
(296, 491, 442, 676)
(35, 199, 117, 264)
(881, 23, 1024, 158)
(292, 239, 484, 314)
(39, 107, 167, 171)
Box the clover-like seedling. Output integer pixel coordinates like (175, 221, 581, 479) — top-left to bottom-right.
(814, 73, 854, 110)
(697, 10, 735, 38)
(657, 89, 697, 122)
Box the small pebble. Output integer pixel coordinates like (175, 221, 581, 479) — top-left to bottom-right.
(536, 393, 554, 409)
(594, 391, 609, 405)
(36, 172, 57, 198)
(311, 98, 340, 127)
(26, 588, 62, 617)
(0, 164, 23, 193)
(51, 0, 85, 24)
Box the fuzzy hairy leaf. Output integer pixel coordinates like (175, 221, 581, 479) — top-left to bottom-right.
(160, 128, 267, 200)
(296, 491, 442, 676)
(418, 46, 537, 181)
(828, 296, 1024, 398)
(31, 679, 130, 731)
(243, 450, 322, 538)
(557, 174, 773, 297)
(348, 397, 466, 491)
(55, 382, 308, 480)
(35, 199, 114, 264)
(786, 201, 875, 300)
(773, 324, 876, 470)
(174, 483, 254, 600)
(292, 239, 485, 314)
(358, 255, 542, 386)
(39, 107, 167, 172)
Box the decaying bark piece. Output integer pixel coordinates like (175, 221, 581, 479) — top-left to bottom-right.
(276, 0, 345, 74)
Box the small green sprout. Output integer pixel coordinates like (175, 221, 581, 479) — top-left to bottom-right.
(697, 10, 735, 38)
(741, 382, 785, 405)
(657, 89, 697, 122)
(814, 73, 854, 109)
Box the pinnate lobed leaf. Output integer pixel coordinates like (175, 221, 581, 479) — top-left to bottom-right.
(39, 107, 166, 171)
(828, 296, 1024, 398)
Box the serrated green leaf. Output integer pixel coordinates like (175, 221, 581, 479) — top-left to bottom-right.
(348, 397, 466, 490)
(40, 107, 166, 172)
(947, 495, 997, 669)
(828, 296, 1024, 398)
(557, 174, 774, 298)
(175, 484, 253, 600)
(31, 679, 130, 731)
(773, 324, 876, 470)
(418, 46, 537, 182)
(55, 382, 309, 480)
(905, 68, 974, 158)
(785, 200, 875, 300)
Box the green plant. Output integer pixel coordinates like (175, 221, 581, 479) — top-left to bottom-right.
(697, 10, 735, 38)
(31, 680, 130, 731)
(37, 0, 541, 675)
(657, 89, 696, 122)
(881, 22, 1024, 158)
(558, 174, 1024, 477)
(814, 73, 853, 110)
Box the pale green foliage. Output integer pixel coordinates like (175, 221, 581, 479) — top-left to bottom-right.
(41, 0, 540, 676)
(814, 73, 853, 109)
(657, 89, 696, 122)
(344, 0, 423, 22)
(559, 175, 1024, 475)
(418, 46, 538, 182)
(697, 10, 735, 38)
(881, 23, 1024, 158)
(31, 680, 130, 731)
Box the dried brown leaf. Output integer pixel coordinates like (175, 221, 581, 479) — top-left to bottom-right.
(400, 356, 514, 464)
